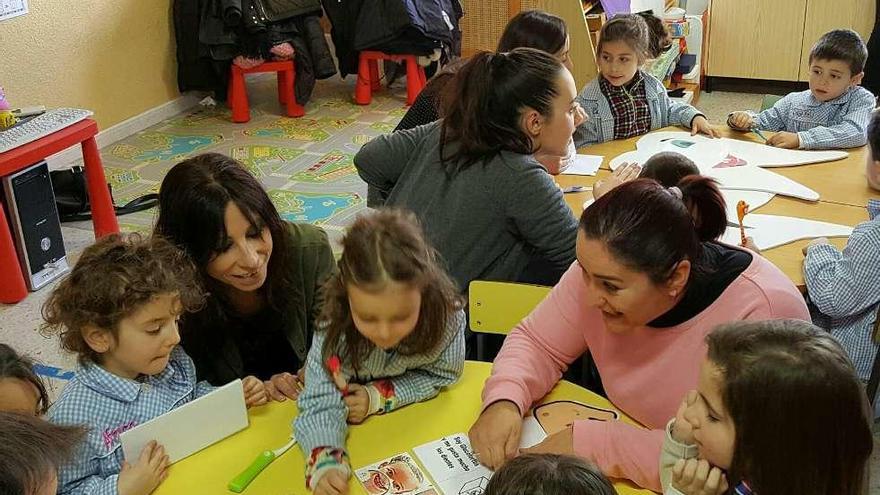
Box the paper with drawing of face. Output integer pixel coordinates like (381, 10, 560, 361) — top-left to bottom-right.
(519, 401, 619, 449)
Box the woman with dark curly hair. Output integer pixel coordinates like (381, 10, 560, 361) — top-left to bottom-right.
(153, 153, 336, 401)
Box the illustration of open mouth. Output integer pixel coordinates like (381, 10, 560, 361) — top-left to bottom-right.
(368, 470, 391, 493)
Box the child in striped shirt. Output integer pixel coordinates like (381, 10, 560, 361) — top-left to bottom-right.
(295, 209, 466, 495)
(801, 110, 880, 382)
(728, 29, 875, 150)
(43, 234, 267, 495)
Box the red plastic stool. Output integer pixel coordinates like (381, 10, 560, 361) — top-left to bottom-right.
(355, 51, 427, 106)
(228, 60, 305, 123)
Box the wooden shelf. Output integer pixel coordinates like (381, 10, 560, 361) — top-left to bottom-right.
(582, 1, 595, 13)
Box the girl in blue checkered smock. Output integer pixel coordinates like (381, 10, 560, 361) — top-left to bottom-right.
(295, 209, 466, 495)
(42, 234, 269, 495)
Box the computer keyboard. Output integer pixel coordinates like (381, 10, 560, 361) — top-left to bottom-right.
(0, 108, 93, 154)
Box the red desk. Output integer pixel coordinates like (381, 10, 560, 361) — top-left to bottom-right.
(0, 119, 118, 303)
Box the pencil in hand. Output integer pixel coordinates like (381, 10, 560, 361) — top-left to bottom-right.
(327, 355, 349, 395)
(736, 200, 750, 246)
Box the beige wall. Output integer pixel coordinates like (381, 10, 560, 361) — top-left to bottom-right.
(0, 0, 179, 130)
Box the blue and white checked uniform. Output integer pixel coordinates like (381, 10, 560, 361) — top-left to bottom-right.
(573, 70, 703, 147)
(750, 86, 875, 149)
(49, 346, 215, 495)
(295, 309, 466, 458)
(804, 200, 880, 381)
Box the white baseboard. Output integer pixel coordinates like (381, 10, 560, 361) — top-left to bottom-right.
(45, 93, 203, 171)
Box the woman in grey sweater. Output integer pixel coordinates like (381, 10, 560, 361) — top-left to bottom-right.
(354, 48, 580, 293)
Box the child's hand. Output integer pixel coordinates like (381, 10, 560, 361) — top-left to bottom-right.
(671, 390, 697, 444)
(314, 468, 350, 495)
(672, 458, 729, 495)
(727, 111, 754, 130)
(117, 441, 169, 495)
(264, 371, 304, 402)
(468, 400, 523, 470)
(593, 162, 641, 200)
(690, 116, 721, 138)
(767, 131, 800, 149)
(242, 376, 268, 408)
(573, 102, 588, 127)
(343, 383, 371, 424)
(802, 237, 830, 255)
(742, 236, 761, 254)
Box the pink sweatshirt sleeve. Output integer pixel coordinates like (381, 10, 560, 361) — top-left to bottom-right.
(574, 420, 666, 492)
(482, 264, 591, 414)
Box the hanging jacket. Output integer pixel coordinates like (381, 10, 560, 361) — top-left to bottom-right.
(353, 0, 462, 54)
(175, 0, 336, 103)
(322, 0, 462, 78)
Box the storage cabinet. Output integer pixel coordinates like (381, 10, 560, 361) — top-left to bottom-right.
(707, 0, 808, 81)
(707, 0, 875, 82)
(798, 0, 876, 80)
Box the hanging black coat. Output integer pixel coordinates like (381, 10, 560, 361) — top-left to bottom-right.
(173, 0, 336, 103)
(321, 0, 462, 78)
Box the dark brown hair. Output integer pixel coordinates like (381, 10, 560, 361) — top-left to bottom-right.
(596, 14, 651, 62)
(497, 10, 568, 55)
(0, 344, 49, 415)
(0, 412, 85, 495)
(707, 320, 872, 495)
(809, 29, 868, 75)
(484, 454, 616, 495)
(319, 209, 460, 373)
(440, 48, 566, 170)
(580, 176, 727, 283)
(868, 109, 880, 160)
(153, 153, 294, 321)
(639, 152, 700, 187)
(41, 234, 205, 364)
(636, 11, 671, 58)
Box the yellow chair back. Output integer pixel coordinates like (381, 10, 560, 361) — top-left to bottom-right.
(468, 281, 551, 335)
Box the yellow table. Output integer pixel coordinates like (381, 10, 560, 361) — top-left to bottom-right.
(155, 361, 653, 495)
(558, 127, 873, 290)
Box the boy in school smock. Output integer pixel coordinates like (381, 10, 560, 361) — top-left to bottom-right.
(728, 29, 876, 150)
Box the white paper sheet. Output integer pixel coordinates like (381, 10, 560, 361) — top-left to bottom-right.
(720, 190, 775, 224)
(561, 154, 603, 176)
(413, 434, 493, 495)
(0, 0, 28, 21)
(120, 379, 248, 464)
(721, 214, 853, 250)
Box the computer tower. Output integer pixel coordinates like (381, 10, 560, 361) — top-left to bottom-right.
(1, 161, 69, 290)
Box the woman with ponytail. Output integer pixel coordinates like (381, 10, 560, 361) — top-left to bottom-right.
(469, 177, 810, 491)
(354, 48, 580, 292)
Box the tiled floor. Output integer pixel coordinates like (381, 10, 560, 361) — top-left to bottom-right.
(1, 83, 877, 491)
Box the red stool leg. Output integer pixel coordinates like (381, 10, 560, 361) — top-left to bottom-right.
(284, 67, 305, 117)
(229, 66, 251, 123)
(355, 53, 373, 105)
(277, 70, 290, 104)
(0, 199, 28, 303)
(404, 56, 423, 105)
(369, 60, 381, 91)
(81, 137, 119, 238)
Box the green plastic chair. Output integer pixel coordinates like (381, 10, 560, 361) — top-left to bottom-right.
(760, 94, 783, 111)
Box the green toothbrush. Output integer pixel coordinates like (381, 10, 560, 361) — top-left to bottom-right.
(228, 433, 297, 493)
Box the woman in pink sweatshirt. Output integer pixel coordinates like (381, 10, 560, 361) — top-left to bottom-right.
(469, 177, 810, 492)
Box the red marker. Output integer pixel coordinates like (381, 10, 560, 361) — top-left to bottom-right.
(327, 355, 349, 395)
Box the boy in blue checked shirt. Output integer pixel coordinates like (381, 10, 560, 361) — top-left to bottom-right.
(42, 234, 268, 495)
(801, 110, 880, 385)
(728, 29, 875, 150)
